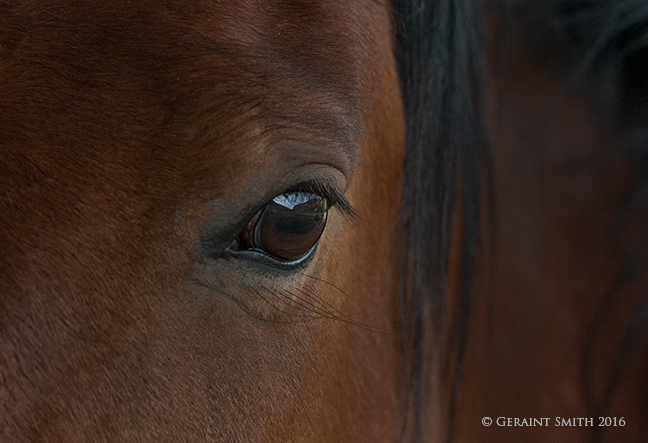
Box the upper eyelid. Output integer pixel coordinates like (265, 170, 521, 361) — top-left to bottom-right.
(286, 180, 357, 220)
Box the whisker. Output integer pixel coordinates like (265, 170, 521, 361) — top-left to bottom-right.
(272, 286, 393, 332)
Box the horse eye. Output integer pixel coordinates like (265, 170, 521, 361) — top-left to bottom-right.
(239, 192, 328, 262)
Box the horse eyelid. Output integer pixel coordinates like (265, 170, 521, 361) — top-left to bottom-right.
(290, 180, 357, 221)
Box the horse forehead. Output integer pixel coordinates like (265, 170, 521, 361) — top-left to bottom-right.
(1, 0, 377, 191)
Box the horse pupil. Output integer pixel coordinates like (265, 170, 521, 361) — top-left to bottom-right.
(275, 216, 318, 235)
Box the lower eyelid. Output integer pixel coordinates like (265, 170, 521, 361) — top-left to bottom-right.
(225, 243, 319, 271)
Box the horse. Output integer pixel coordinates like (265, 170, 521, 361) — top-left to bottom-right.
(1, 0, 647, 442)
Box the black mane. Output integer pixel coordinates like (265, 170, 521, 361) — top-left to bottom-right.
(395, 1, 648, 441)
(396, 1, 484, 441)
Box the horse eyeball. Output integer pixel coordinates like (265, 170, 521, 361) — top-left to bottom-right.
(251, 192, 328, 261)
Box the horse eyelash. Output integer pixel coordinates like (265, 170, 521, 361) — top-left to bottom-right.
(288, 180, 358, 221)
